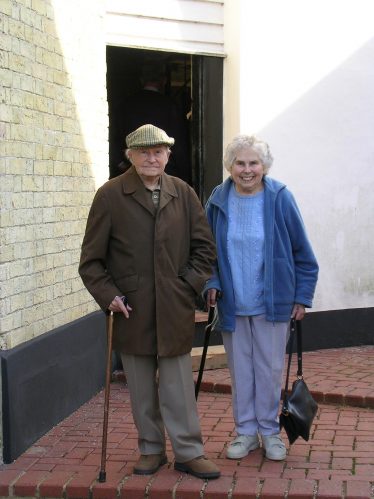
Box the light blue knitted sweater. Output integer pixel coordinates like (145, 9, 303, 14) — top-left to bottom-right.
(227, 184, 266, 316)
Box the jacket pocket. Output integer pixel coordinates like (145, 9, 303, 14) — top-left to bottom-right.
(273, 258, 295, 304)
(115, 274, 138, 293)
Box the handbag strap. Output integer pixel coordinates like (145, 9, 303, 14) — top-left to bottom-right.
(295, 319, 303, 378)
(283, 319, 304, 402)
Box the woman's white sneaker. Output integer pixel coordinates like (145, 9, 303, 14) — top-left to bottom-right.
(261, 434, 287, 460)
(226, 434, 260, 459)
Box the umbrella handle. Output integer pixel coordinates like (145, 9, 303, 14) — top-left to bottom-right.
(98, 311, 114, 483)
(195, 305, 216, 399)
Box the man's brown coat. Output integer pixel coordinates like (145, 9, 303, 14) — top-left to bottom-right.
(79, 167, 216, 356)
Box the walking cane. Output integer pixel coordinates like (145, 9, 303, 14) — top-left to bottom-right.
(195, 305, 217, 399)
(98, 311, 114, 483)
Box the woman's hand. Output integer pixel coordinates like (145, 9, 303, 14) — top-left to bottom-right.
(291, 303, 305, 321)
(108, 296, 133, 318)
(207, 289, 219, 308)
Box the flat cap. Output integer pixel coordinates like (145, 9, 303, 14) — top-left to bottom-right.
(126, 124, 175, 148)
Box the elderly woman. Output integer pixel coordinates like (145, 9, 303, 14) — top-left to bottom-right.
(79, 124, 220, 479)
(205, 135, 318, 461)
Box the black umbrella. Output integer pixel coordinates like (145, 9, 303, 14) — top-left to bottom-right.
(195, 305, 217, 399)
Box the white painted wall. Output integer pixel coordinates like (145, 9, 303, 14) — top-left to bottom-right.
(224, 0, 374, 312)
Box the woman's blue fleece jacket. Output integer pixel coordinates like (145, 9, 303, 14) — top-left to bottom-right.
(205, 176, 319, 332)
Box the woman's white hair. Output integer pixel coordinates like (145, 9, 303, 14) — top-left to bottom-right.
(223, 135, 273, 174)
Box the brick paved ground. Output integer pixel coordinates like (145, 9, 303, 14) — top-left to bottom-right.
(0, 346, 373, 498)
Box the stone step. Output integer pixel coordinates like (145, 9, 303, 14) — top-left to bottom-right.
(112, 345, 227, 382)
(191, 344, 227, 371)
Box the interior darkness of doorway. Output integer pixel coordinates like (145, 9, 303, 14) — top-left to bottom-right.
(106, 47, 193, 183)
(106, 46, 224, 202)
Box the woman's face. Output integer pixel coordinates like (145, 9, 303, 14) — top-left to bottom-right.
(230, 147, 265, 195)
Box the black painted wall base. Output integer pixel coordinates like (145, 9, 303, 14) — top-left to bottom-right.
(1, 307, 373, 463)
(194, 307, 374, 352)
(1, 311, 107, 464)
(299, 307, 374, 351)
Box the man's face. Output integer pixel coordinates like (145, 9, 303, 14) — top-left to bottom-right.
(128, 146, 170, 182)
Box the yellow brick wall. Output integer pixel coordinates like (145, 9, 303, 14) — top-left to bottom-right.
(1, 0, 108, 349)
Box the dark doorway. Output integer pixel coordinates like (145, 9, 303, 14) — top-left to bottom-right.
(106, 46, 223, 202)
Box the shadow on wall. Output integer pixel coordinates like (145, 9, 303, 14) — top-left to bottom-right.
(257, 37, 374, 314)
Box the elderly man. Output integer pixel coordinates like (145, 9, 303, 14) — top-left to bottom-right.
(79, 124, 220, 479)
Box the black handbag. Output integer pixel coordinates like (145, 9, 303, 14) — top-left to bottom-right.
(279, 319, 318, 445)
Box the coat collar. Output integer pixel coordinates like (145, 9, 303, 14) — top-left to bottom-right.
(210, 176, 286, 206)
(208, 175, 286, 218)
(121, 166, 178, 215)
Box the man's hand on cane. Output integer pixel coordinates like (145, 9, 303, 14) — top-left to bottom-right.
(108, 295, 132, 318)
